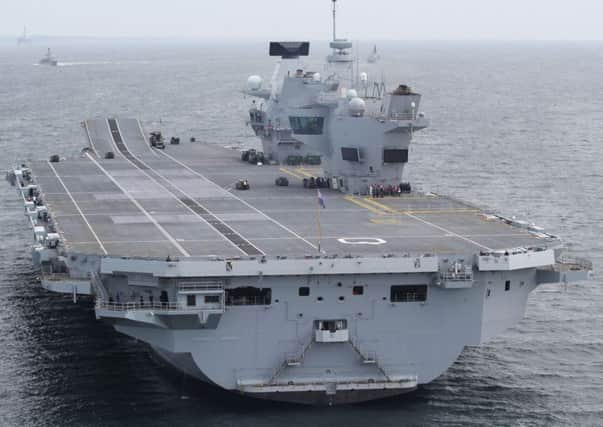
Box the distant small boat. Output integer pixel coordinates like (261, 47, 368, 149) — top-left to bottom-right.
(367, 45, 380, 63)
(39, 48, 58, 66)
(17, 26, 32, 46)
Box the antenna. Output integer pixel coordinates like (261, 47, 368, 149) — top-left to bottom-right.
(332, 0, 337, 41)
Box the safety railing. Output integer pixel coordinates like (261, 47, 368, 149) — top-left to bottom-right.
(366, 111, 417, 121)
(239, 373, 419, 391)
(41, 272, 71, 282)
(440, 271, 474, 282)
(177, 280, 224, 292)
(268, 331, 316, 385)
(350, 338, 389, 380)
(96, 300, 182, 312)
(316, 92, 339, 105)
(557, 255, 593, 271)
(90, 272, 109, 302)
(226, 296, 271, 306)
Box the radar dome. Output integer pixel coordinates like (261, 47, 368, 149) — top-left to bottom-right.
(247, 75, 263, 91)
(360, 72, 368, 82)
(313, 72, 321, 82)
(346, 89, 358, 100)
(348, 97, 366, 117)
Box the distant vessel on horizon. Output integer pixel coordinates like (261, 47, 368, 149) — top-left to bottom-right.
(39, 48, 58, 66)
(367, 44, 380, 63)
(17, 26, 32, 46)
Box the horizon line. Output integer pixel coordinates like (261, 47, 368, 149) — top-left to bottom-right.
(3, 35, 603, 43)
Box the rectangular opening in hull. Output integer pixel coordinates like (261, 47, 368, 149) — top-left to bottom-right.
(226, 287, 271, 306)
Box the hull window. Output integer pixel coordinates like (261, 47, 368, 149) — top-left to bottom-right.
(341, 147, 360, 162)
(289, 116, 324, 135)
(205, 295, 220, 304)
(383, 149, 409, 163)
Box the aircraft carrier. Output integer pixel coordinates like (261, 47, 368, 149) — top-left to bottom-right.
(5, 1, 592, 406)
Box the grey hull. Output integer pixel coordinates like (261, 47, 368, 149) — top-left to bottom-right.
(151, 346, 213, 384)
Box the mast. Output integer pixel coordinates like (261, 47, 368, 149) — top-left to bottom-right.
(332, 0, 337, 41)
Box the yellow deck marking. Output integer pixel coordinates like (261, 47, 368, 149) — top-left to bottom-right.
(370, 218, 401, 225)
(279, 167, 305, 180)
(295, 168, 315, 178)
(347, 195, 491, 250)
(362, 197, 398, 214)
(402, 208, 481, 215)
(363, 197, 479, 215)
(344, 195, 386, 216)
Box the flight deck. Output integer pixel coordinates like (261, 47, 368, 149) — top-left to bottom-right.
(25, 118, 555, 260)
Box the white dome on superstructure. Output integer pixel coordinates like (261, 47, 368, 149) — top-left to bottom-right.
(346, 89, 358, 100)
(247, 75, 263, 91)
(348, 97, 366, 117)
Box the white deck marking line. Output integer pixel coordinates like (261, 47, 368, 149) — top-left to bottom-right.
(113, 120, 254, 256)
(157, 150, 320, 252)
(70, 238, 231, 245)
(47, 161, 108, 255)
(83, 120, 100, 157)
(223, 179, 240, 192)
(85, 152, 190, 257)
(135, 119, 159, 157)
(404, 212, 493, 251)
(42, 191, 123, 195)
(105, 123, 246, 256)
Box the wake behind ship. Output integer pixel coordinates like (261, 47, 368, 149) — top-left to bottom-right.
(5, 0, 591, 405)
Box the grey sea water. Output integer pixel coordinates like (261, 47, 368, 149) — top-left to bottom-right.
(0, 40, 601, 426)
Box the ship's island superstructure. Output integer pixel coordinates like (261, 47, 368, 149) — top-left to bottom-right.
(17, 26, 32, 46)
(5, 0, 591, 405)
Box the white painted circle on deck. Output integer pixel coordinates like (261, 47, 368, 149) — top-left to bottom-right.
(338, 237, 387, 245)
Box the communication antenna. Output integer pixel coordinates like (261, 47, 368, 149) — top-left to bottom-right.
(355, 41, 360, 88)
(332, 0, 337, 41)
(269, 60, 282, 100)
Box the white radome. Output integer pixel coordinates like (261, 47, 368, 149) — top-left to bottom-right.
(346, 89, 358, 100)
(349, 97, 366, 117)
(247, 75, 263, 91)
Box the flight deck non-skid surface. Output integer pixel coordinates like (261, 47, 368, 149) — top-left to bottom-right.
(30, 118, 552, 259)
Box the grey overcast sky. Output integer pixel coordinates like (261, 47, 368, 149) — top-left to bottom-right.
(3, 0, 603, 41)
